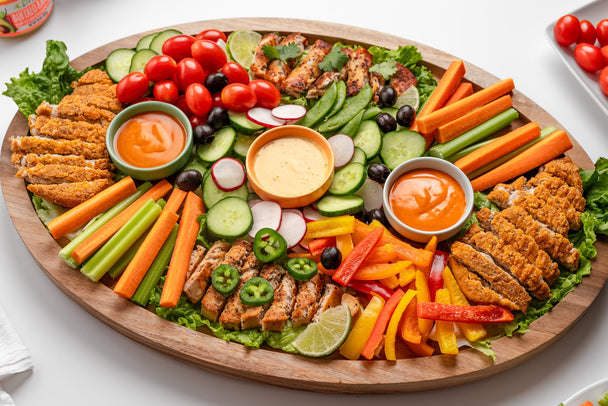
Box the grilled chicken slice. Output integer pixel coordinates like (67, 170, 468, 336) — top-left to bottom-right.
(28, 115, 107, 145)
(16, 164, 113, 185)
(306, 66, 348, 98)
(250, 32, 281, 79)
(261, 273, 297, 332)
(219, 252, 261, 330)
(187, 245, 207, 281)
(340, 293, 362, 322)
(342, 47, 373, 96)
(312, 281, 343, 322)
(263, 33, 307, 89)
(291, 271, 325, 327)
(388, 62, 418, 95)
(538, 156, 583, 192)
(13, 154, 114, 172)
(240, 263, 285, 330)
(281, 39, 332, 98)
(369, 71, 385, 103)
(183, 241, 230, 303)
(10, 136, 108, 160)
(27, 179, 115, 208)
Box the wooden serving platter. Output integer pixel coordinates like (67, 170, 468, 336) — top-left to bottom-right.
(1, 18, 606, 394)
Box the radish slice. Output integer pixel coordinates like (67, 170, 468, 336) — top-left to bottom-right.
(354, 177, 384, 211)
(271, 104, 307, 121)
(247, 107, 286, 128)
(327, 133, 355, 168)
(277, 209, 307, 248)
(210, 157, 246, 192)
(302, 205, 327, 222)
(247, 198, 262, 208)
(248, 200, 283, 238)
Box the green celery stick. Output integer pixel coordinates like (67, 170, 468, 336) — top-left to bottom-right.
(445, 138, 494, 163)
(107, 232, 148, 280)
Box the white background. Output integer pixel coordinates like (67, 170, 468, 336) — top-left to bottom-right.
(1, 0, 608, 404)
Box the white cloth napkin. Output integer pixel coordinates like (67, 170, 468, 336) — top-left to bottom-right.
(0, 304, 33, 406)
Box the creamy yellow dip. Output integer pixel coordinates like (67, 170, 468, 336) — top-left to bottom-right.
(253, 136, 329, 197)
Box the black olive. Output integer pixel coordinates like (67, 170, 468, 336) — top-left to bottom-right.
(354, 208, 369, 223)
(376, 112, 397, 133)
(396, 105, 416, 127)
(193, 124, 215, 144)
(367, 208, 389, 227)
(378, 86, 397, 107)
(320, 247, 342, 270)
(206, 106, 228, 129)
(204, 72, 229, 93)
(175, 169, 203, 192)
(367, 163, 391, 184)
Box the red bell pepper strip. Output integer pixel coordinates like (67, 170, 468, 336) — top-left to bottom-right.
(307, 237, 335, 256)
(360, 288, 405, 360)
(347, 279, 394, 301)
(428, 250, 449, 301)
(332, 226, 384, 286)
(417, 302, 515, 324)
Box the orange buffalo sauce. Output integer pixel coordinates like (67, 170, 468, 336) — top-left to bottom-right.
(114, 111, 186, 168)
(389, 168, 466, 232)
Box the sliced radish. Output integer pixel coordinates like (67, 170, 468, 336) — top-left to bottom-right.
(247, 107, 286, 128)
(354, 177, 384, 211)
(210, 157, 246, 192)
(277, 209, 307, 248)
(327, 133, 355, 168)
(248, 200, 283, 238)
(271, 104, 307, 121)
(302, 205, 327, 222)
(247, 198, 262, 208)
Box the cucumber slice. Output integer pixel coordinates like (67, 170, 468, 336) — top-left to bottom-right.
(129, 48, 157, 73)
(149, 29, 182, 55)
(328, 162, 366, 195)
(136, 32, 157, 50)
(228, 111, 264, 135)
(196, 127, 237, 163)
(233, 133, 255, 160)
(350, 147, 367, 165)
(353, 120, 382, 161)
(206, 196, 253, 240)
(316, 195, 364, 217)
(202, 170, 248, 209)
(105, 48, 136, 82)
(380, 130, 426, 170)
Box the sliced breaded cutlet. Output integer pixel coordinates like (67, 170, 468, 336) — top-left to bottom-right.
(12, 153, 114, 172)
(10, 136, 108, 160)
(538, 156, 583, 192)
(16, 164, 114, 185)
(529, 172, 585, 213)
(28, 115, 107, 145)
(27, 179, 115, 208)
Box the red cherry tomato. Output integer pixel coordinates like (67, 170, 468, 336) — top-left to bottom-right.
(174, 58, 207, 92)
(116, 72, 150, 104)
(185, 83, 212, 117)
(189, 115, 206, 128)
(211, 93, 224, 108)
(600, 66, 608, 96)
(191, 39, 228, 73)
(598, 19, 608, 47)
(144, 54, 177, 82)
(176, 94, 193, 116)
(578, 20, 597, 45)
(221, 61, 250, 84)
(248, 79, 281, 109)
(554, 14, 580, 46)
(602, 46, 608, 65)
(574, 43, 606, 72)
(153, 80, 179, 104)
(195, 29, 227, 43)
(161, 35, 196, 62)
(221, 83, 257, 112)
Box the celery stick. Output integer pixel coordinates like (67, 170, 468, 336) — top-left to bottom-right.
(80, 198, 162, 282)
(428, 108, 519, 159)
(107, 231, 148, 280)
(131, 224, 178, 307)
(59, 182, 153, 268)
(445, 138, 494, 162)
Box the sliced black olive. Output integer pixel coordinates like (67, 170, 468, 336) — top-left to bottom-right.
(204, 72, 229, 93)
(320, 246, 342, 270)
(378, 86, 397, 107)
(193, 124, 215, 144)
(376, 112, 397, 133)
(175, 169, 203, 191)
(367, 163, 391, 184)
(206, 106, 228, 129)
(396, 105, 416, 127)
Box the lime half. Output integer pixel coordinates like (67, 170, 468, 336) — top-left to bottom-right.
(292, 304, 352, 357)
(226, 30, 262, 69)
(394, 85, 420, 111)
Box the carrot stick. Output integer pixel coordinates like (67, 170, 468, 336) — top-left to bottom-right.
(454, 121, 541, 175)
(160, 191, 204, 307)
(443, 82, 473, 106)
(435, 95, 513, 144)
(113, 210, 180, 299)
(71, 179, 173, 264)
(47, 176, 137, 239)
(163, 187, 187, 214)
(415, 78, 515, 134)
(470, 129, 573, 192)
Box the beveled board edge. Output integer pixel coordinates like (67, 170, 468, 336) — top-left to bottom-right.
(1, 18, 606, 394)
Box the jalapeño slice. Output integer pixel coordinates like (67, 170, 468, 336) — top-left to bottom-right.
(286, 257, 318, 281)
(211, 264, 240, 296)
(253, 227, 287, 263)
(239, 277, 274, 306)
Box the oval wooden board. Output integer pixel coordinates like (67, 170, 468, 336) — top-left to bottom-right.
(1, 18, 606, 394)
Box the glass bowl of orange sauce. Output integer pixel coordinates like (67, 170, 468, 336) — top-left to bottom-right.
(382, 157, 474, 243)
(106, 101, 193, 181)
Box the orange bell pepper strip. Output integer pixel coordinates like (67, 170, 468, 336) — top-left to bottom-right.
(335, 233, 354, 258)
(417, 302, 515, 324)
(398, 263, 416, 287)
(415, 269, 434, 337)
(361, 288, 405, 360)
(424, 235, 438, 255)
(385, 289, 417, 361)
(339, 295, 385, 360)
(352, 260, 411, 280)
(304, 215, 355, 239)
(379, 274, 400, 289)
(361, 243, 397, 265)
(399, 295, 422, 344)
(405, 339, 435, 357)
(434, 288, 459, 355)
(332, 226, 384, 286)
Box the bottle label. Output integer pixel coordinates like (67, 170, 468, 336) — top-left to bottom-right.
(0, 0, 53, 37)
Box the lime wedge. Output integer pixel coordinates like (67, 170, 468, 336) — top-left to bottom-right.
(292, 304, 352, 357)
(394, 85, 420, 111)
(226, 30, 262, 69)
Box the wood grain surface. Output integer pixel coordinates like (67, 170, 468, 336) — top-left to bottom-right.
(1, 18, 606, 394)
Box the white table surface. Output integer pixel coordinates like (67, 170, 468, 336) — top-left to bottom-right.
(1, 0, 608, 404)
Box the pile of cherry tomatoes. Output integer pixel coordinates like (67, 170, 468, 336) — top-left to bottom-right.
(553, 15, 608, 96)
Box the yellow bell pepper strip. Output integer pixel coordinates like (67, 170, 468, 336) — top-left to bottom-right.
(347, 279, 394, 301)
(385, 289, 417, 361)
(332, 226, 384, 286)
(415, 269, 434, 337)
(307, 236, 335, 256)
(442, 266, 487, 342)
(399, 295, 422, 344)
(361, 243, 397, 265)
(428, 250, 449, 301)
(335, 233, 354, 258)
(417, 302, 515, 324)
(339, 295, 385, 360)
(379, 275, 400, 289)
(424, 235, 438, 255)
(398, 263, 416, 287)
(305, 215, 355, 239)
(434, 288, 459, 355)
(360, 289, 405, 360)
(352, 260, 411, 281)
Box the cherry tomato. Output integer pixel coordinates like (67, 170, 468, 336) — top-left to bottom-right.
(600, 66, 608, 96)
(212, 93, 224, 108)
(598, 19, 608, 47)
(161, 35, 196, 62)
(248, 79, 281, 109)
(574, 43, 606, 72)
(144, 54, 177, 82)
(221, 83, 257, 112)
(189, 115, 206, 128)
(191, 39, 227, 73)
(221, 61, 250, 84)
(602, 46, 608, 65)
(185, 83, 212, 117)
(174, 58, 207, 92)
(176, 94, 193, 117)
(116, 72, 150, 104)
(578, 20, 597, 45)
(195, 29, 227, 43)
(153, 80, 179, 104)
(554, 14, 580, 46)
